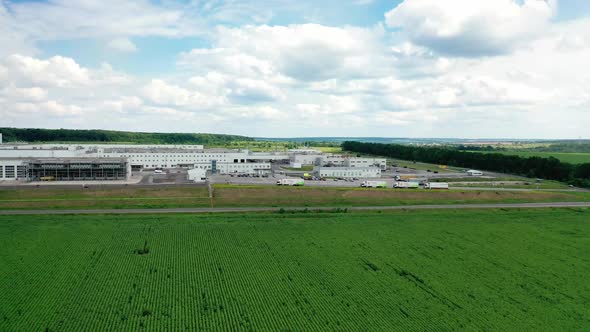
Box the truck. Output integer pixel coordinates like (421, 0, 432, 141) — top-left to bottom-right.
(360, 181, 387, 188)
(394, 175, 420, 182)
(424, 182, 449, 189)
(394, 182, 420, 189)
(276, 178, 305, 186)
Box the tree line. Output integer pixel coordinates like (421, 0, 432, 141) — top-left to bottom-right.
(342, 141, 590, 188)
(0, 128, 253, 145)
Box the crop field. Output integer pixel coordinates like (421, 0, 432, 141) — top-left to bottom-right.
(1, 185, 590, 210)
(479, 151, 590, 164)
(1, 209, 589, 331)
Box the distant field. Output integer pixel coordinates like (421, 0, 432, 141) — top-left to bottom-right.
(0, 186, 212, 210)
(478, 151, 590, 164)
(212, 185, 590, 208)
(1, 209, 589, 331)
(388, 158, 461, 173)
(1, 185, 589, 210)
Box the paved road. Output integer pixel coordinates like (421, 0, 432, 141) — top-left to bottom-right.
(0, 202, 588, 215)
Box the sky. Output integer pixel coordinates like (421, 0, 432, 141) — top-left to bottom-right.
(1, 0, 589, 139)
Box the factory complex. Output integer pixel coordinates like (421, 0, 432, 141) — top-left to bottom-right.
(0, 142, 386, 183)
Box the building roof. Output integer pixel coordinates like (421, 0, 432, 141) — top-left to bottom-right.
(29, 158, 128, 163)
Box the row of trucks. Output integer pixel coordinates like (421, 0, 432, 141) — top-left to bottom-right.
(394, 182, 449, 189)
(277, 178, 449, 189)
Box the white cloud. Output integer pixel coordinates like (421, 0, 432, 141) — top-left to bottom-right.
(386, 0, 557, 56)
(4, 0, 203, 41)
(5, 54, 89, 87)
(14, 100, 83, 117)
(106, 38, 138, 53)
(0, 85, 48, 102)
(180, 24, 389, 82)
(142, 79, 225, 108)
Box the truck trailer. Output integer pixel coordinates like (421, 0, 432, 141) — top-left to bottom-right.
(394, 182, 420, 189)
(276, 178, 305, 186)
(360, 181, 387, 188)
(424, 182, 449, 189)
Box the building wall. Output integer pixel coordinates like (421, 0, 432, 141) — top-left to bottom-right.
(194, 162, 271, 175)
(0, 160, 28, 180)
(1, 144, 204, 150)
(344, 158, 387, 170)
(317, 167, 381, 178)
(187, 168, 207, 182)
(291, 154, 323, 165)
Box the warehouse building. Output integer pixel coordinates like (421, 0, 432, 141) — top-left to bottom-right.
(344, 158, 387, 170)
(1, 158, 131, 181)
(27, 158, 131, 181)
(202, 161, 272, 175)
(316, 166, 381, 178)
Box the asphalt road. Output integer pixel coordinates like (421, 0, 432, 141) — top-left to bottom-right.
(0, 202, 588, 215)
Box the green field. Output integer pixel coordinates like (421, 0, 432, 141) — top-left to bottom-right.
(479, 151, 590, 164)
(1, 209, 589, 330)
(1, 185, 590, 210)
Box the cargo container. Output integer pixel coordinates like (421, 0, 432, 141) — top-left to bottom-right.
(394, 182, 420, 189)
(360, 181, 387, 188)
(276, 178, 305, 186)
(425, 182, 449, 189)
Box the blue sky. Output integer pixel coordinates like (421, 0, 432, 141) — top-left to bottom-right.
(1, 0, 589, 138)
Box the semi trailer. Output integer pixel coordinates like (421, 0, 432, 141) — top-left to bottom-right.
(276, 178, 305, 186)
(394, 182, 420, 189)
(424, 182, 449, 189)
(360, 181, 387, 188)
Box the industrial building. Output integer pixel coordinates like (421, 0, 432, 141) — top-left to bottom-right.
(28, 158, 130, 181)
(0, 137, 386, 182)
(316, 166, 382, 178)
(0, 142, 280, 177)
(290, 153, 387, 170)
(344, 158, 387, 170)
(0, 158, 130, 181)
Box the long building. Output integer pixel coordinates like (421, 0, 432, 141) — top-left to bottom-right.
(0, 139, 385, 181)
(316, 166, 382, 178)
(0, 143, 281, 179)
(291, 153, 387, 170)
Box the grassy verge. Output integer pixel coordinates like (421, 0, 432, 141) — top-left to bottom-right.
(1, 184, 588, 210)
(449, 182, 571, 190)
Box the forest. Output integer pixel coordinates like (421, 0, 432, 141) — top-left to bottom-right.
(343, 141, 590, 188)
(0, 128, 252, 145)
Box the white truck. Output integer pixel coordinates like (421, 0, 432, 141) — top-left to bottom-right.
(394, 182, 420, 189)
(424, 182, 449, 189)
(360, 181, 387, 188)
(276, 178, 305, 186)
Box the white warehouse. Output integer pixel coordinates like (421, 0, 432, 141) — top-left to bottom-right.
(316, 166, 381, 178)
(344, 158, 387, 170)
